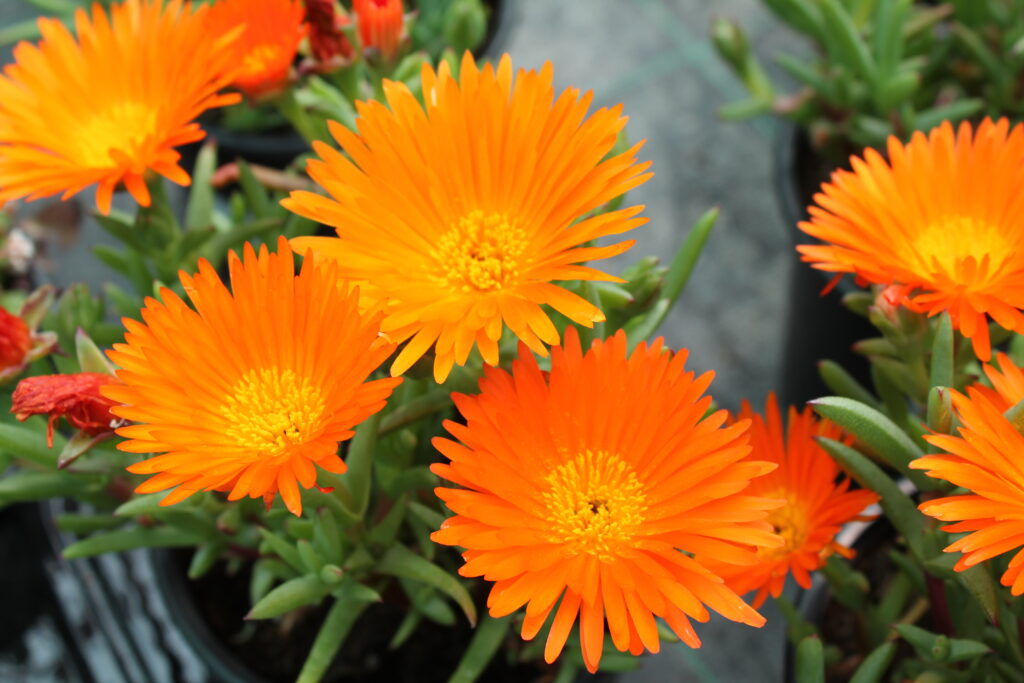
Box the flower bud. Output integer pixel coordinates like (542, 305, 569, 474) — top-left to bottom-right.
(12, 372, 121, 447)
(353, 0, 404, 62)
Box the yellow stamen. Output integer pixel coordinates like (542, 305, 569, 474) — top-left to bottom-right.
(76, 101, 157, 167)
(542, 450, 646, 561)
(760, 491, 808, 560)
(222, 368, 325, 456)
(241, 43, 285, 80)
(911, 216, 1011, 277)
(433, 210, 527, 292)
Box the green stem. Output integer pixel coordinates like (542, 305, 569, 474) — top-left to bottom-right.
(274, 89, 320, 144)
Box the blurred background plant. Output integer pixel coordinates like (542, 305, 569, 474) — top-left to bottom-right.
(712, 0, 1024, 161)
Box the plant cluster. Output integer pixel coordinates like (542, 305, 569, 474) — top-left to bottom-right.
(713, 0, 1024, 160)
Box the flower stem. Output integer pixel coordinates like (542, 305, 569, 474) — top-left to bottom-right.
(924, 572, 953, 636)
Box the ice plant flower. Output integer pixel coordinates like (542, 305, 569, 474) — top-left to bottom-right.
(12, 373, 121, 447)
(102, 237, 401, 516)
(971, 351, 1024, 411)
(353, 0, 404, 61)
(0, 0, 241, 215)
(797, 118, 1024, 361)
(285, 53, 652, 382)
(912, 387, 1024, 594)
(207, 0, 306, 99)
(704, 394, 878, 607)
(431, 328, 781, 672)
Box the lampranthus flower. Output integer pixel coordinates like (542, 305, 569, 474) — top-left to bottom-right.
(0, 308, 30, 373)
(704, 394, 878, 607)
(971, 351, 1024, 411)
(431, 328, 781, 673)
(285, 53, 652, 382)
(12, 373, 121, 447)
(207, 0, 306, 98)
(0, 0, 241, 214)
(912, 388, 1024, 594)
(102, 237, 401, 516)
(798, 118, 1024, 362)
(352, 0, 403, 61)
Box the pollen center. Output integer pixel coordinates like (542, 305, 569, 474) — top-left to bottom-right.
(240, 43, 286, 81)
(541, 450, 647, 561)
(760, 492, 808, 560)
(433, 211, 527, 292)
(910, 216, 1012, 279)
(75, 100, 157, 167)
(221, 368, 326, 456)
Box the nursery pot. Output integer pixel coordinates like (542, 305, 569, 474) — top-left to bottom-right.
(36, 499, 566, 683)
(784, 518, 897, 683)
(774, 123, 876, 409)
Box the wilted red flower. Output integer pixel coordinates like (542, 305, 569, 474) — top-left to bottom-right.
(12, 372, 121, 447)
(0, 307, 31, 372)
(306, 0, 353, 65)
(353, 0, 403, 60)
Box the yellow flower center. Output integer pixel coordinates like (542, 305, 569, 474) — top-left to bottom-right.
(760, 492, 808, 560)
(434, 211, 527, 292)
(75, 100, 157, 167)
(541, 450, 647, 561)
(240, 43, 286, 82)
(221, 368, 326, 456)
(911, 215, 1011, 278)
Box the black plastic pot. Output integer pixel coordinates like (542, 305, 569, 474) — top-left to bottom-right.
(774, 123, 876, 409)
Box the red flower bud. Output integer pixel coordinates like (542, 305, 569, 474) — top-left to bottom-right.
(306, 0, 353, 64)
(0, 307, 31, 372)
(12, 373, 121, 447)
(353, 0, 404, 61)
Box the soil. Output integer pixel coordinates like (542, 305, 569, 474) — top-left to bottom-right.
(168, 548, 557, 683)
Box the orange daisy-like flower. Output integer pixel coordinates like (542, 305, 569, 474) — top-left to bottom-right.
(798, 118, 1024, 362)
(971, 351, 1024, 411)
(705, 394, 878, 608)
(207, 0, 306, 98)
(102, 237, 401, 516)
(353, 0, 404, 61)
(912, 387, 1024, 594)
(0, 0, 241, 215)
(285, 53, 652, 382)
(431, 328, 781, 673)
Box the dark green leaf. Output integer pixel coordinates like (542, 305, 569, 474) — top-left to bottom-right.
(376, 544, 477, 625)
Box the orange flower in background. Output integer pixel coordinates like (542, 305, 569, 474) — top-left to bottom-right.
(285, 53, 652, 382)
(0, 288, 58, 382)
(0, 0, 241, 215)
(912, 388, 1024, 594)
(353, 0, 403, 60)
(102, 237, 401, 516)
(207, 0, 306, 98)
(798, 118, 1024, 362)
(431, 329, 781, 672)
(705, 394, 878, 607)
(12, 373, 121, 447)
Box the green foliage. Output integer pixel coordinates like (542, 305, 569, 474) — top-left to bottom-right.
(715, 0, 1024, 159)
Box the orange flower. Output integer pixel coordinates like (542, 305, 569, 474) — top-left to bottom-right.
(285, 53, 652, 382)
(912, 388, 1024, 594)
(12, 373, 121, 447)
(0, 0, 241, 215)
(431, 329, 781, 672)
(102, 237, 401, 516)
(353, 0, 403, 60)
(971, 351, 1024, 411)
(705, 394, 878, 607)
(798, 118, 1024, 362)
(207, 0, 306, 98)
